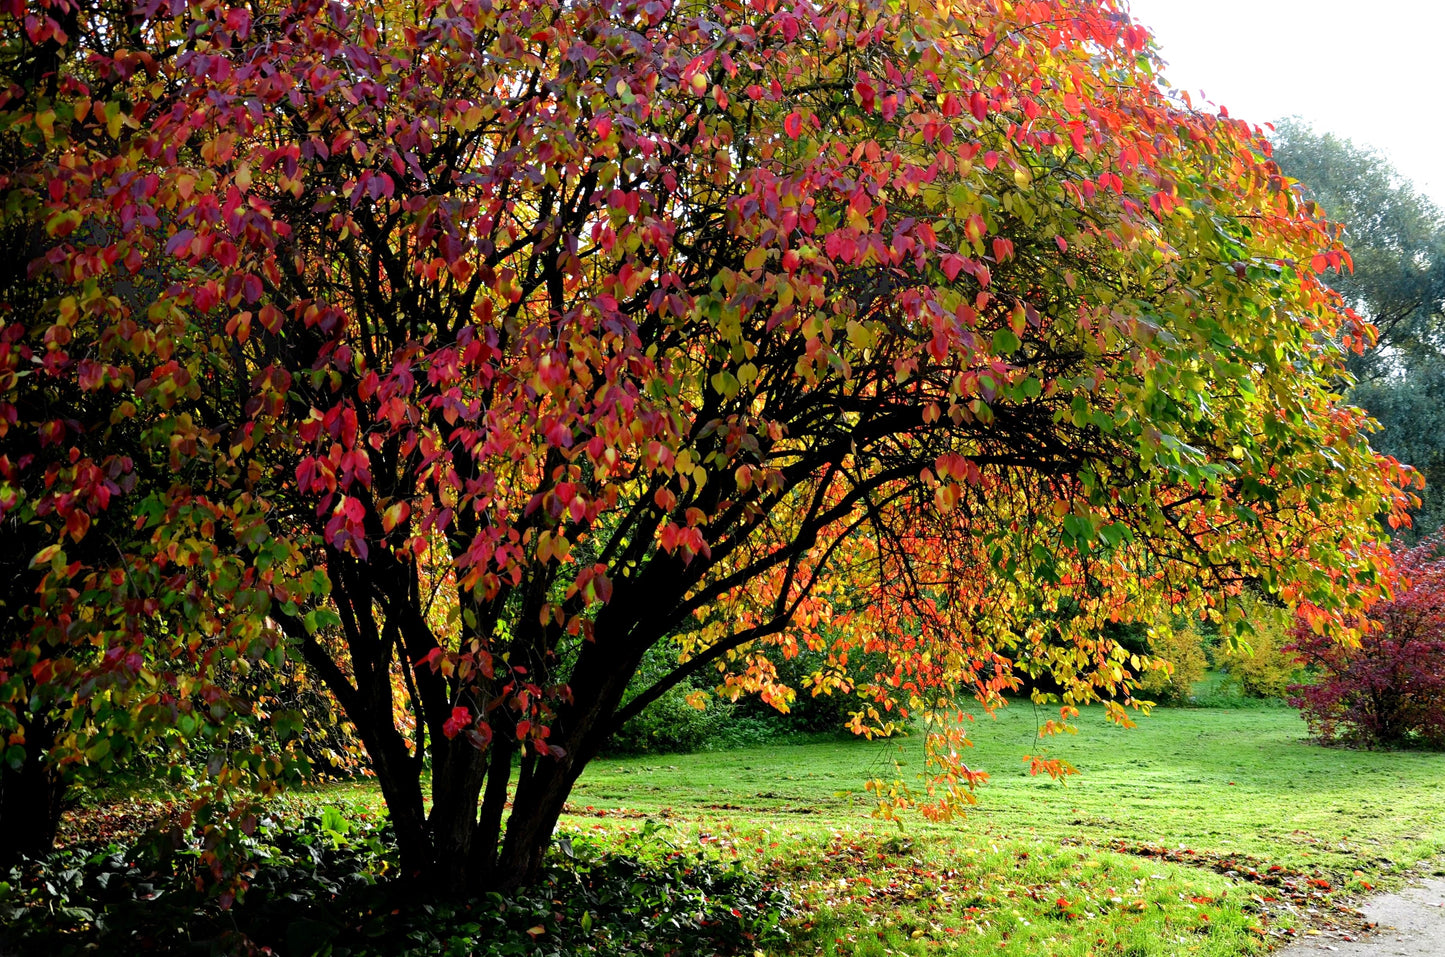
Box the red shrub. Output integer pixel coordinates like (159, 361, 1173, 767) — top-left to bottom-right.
(1287, 533, 1445, 748)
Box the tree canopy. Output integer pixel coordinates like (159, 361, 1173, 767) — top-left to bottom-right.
(1271, 120, 1445, 381)
(0, 0, 1411, 888)
(1271, 120, 1445, 538)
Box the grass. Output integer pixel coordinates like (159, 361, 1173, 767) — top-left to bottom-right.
(166, 702, 1445, 956)
(551, 701, 1445, 956)
(568, 703, 1445, 875)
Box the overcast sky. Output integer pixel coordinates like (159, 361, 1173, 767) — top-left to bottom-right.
(1124, 0, 1445, 208)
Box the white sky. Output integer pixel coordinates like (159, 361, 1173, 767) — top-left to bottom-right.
(1124, 0, 1445, 208)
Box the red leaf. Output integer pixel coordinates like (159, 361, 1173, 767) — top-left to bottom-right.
(443, 706, 471, 739)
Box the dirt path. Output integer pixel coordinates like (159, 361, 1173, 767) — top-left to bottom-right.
(1276, 877, 1445, 956)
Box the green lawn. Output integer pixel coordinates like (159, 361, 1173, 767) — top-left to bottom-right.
(557, 703, 1445, 956)
(571, 704, 1445, 875)
(308, 702, 1445, 956)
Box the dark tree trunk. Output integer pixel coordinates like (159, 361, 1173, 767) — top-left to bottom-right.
(426, 737, 489, 888)
(290, 534, 690, 893)
(474, 613, 653, 890)
(345, 704, 431, 881)
(0, 718, 65, 867)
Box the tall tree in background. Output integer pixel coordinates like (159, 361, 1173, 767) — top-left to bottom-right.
(1273, 121, 1445, 536)
(2, 0, 1410, 890)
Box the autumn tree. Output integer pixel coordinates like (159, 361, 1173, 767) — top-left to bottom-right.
(0, 0, 323, 867)
(1, 0, 1411, 889)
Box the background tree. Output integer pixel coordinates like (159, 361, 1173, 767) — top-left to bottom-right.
(1135, 623, 1206, 705)
(1351, 368, 1445, 537)
(1272, 120, 1445, 536)
(1, 0, 1410, 892)
(1213, 593, 1299, 700)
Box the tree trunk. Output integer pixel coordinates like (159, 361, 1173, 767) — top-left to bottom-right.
(348, 710, 432, 881)
(474, 623, 649, 890)
(0, 719, 65, 867)
(487, 762, 574, 890)
(426, 737, 489, 889)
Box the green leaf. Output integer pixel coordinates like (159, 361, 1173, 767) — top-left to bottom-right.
(992, 328, 1020, 355)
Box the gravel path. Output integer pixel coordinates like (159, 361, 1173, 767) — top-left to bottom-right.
(1276, 877, 1445, 956)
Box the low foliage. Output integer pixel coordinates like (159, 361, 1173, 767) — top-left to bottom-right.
(607, 640, 903, 756)
(1216, 596, 1301, 700)
(1289, 534, 1445, 748)
(1137, 623, 1209, 704)
(607, 682, 733, 756)
(0, 811, 795, 957)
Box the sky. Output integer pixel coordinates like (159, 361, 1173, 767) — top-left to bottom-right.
(1123, 0, 1445, 207)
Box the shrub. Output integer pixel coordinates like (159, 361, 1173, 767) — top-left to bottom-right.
(607, 638, 906, 756)
(1135, 623, 1208, 704)
(607, 682, 732, 756)
(730, 645, 906, 736)
(1287, 533, 1445, 748)
(1215, 594, 1301, 699)
(604, 640, 732, 755)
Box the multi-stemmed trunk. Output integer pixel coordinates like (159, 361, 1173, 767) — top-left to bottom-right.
(303, 578, 656, 894)
(0, 717, 65, 869)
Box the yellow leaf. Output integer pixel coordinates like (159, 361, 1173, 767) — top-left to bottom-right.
(382, 502, 409, 532)
(105, 102, 124, 139)
(846, 320, 874, 351)
(30, 544, 63, 568)
(710, 370, 739, 399)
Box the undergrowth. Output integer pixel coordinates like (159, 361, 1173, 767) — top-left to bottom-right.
(0, 812, 795, 957)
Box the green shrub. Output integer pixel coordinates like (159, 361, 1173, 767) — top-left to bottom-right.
(607, 639, 898, 756)
(604, 640, 736, 755)
(1214, 594, 1301, 699)
(730, 645, 904, 735)
(606, 682, 733, 755)
(1135, 622, 1208, 704)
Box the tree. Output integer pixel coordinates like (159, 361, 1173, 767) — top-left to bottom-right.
(1270, 120, 1445, 381)
(1288, 533, 1445, 748)
(1, 0, 1409, 891)
(0, 0, 324, 867)
(1271, 121, 1445, 537)
(1213, 593, 1298, 699)
(1352, 364, 1445, 538)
